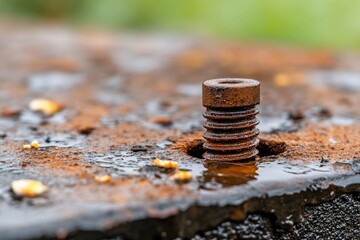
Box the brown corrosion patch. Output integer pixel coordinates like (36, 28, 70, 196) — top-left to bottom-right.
(260, 123, 360, 162)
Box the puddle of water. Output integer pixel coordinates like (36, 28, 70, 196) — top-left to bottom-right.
(258, 110, 358, 133)
(27, 72, 84, 92)
(0, 118, 17, 130)
(308, 70, 360, 91)
(156, 140, 173, 149)
(38, 134, 85, 148)
(19, 111, 43, 125)
(0, 157, 23, 175)
(177, 84, 202, 97)
(172, 112, 204, 133)
(85, 143, 355, 190)
(183, 160, 340, 189)
(114, 52, 165, 73)
(144, 100, 177, 115)
(320, 116, 358, 126)
(94, 92, 129, 105)
(258, 114, 300, 133)
(20, 109, 76, 126)
(199, 161, 258, 189)
(84, 150, 151, 176)
(100, 75, 124, 90)
(47, 110, 76, 125)
(254, 160, 334, 182)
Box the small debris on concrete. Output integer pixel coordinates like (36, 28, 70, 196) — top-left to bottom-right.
(78, 127, 95, 135)
(31, 140, 40, 149)
(288, 110, 305, 121)
(94, 175, 112, 183)
(22, 144, 32, 150)
(257, 138, 287, 157)
(171, 170, 192, 182)
(11, 179, 48, 198)
(0, 107, 21, 118)
(29, 99, 63, 116)
(149, 116, 173, 126)
(152, 158, 179, 169)
(131, 145, 148, 152)
(22, 140, 40, 150)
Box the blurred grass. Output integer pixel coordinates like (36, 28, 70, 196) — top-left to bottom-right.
(0, 0, 360, 49)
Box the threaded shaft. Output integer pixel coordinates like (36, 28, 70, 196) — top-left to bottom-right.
(203, 105, 259, 161)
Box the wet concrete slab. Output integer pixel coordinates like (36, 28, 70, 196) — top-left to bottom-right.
(0, 25, 359, 239)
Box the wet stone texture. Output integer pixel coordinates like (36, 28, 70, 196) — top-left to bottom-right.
(0, 26, 359, 239)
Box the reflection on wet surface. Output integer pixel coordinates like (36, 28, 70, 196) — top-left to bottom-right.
(309, 70, 360, 91)
(27, 72, 84, 92)
(0, 157, 23, 175)
(84, 150, 151, 175)
(39, 133, 85, 148)
(201, 161, 258, 189)
(86, 144, 355, 190)
(198, 159, 342, 189)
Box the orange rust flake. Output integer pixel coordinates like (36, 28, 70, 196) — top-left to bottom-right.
(171, 170, 192, 182)
(29, 99, 63, 116)
(31, 140, 40, 149)
(95, 175, 112, 183)
(11, 179, 48, 197)
(0, 107, 21, 117)
(273, 72, 305, 88)
(259, 123, 360, 162)
(152, 158, 179, 169)
(149, 116, 173, 126)
(22, 144, 32, 150)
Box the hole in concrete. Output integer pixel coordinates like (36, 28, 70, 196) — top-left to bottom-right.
(257, 138, 287, 157)
(185, 138, 286, 159)
(185, 139, 205, 159)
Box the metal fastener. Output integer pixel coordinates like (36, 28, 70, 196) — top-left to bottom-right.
(202, 78, 260, 161)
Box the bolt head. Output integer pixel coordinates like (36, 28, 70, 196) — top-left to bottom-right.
(202, 78, 260, 108)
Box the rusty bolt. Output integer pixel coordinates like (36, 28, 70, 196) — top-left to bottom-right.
(202, 78, 260, 161)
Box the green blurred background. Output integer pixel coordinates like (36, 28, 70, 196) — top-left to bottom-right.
(0, 0, 359, 49)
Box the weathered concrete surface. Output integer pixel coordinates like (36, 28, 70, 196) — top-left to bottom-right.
(193, 193, 360, 239)
(0, 25, 359, 239)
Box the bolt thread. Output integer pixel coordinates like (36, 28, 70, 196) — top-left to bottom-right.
(203, 105, 259, 161)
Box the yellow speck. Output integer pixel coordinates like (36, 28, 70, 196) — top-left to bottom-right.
(152, 158, 179, 169)
(29, 99, 63, 116)
(171, 170, 192, 182)
(95, 175, 112, 183)
(31, 140, 40, 149)
(274, 74, 291, 87)
(274, 73, 305, 87)
(22, 144, 32, 150)
(11, 179, 48, 197)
